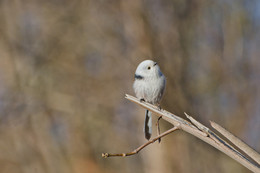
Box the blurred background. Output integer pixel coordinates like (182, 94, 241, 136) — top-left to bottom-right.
(0, 0, 259, 173)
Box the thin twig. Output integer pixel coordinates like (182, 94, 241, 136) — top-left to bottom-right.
(102, 126, 179, 158)
(211, 121, 260, 165)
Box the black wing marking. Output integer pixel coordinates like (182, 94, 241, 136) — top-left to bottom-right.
(135, 74, 144, 80)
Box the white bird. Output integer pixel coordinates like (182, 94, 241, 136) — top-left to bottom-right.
(133, 60, 166, 140)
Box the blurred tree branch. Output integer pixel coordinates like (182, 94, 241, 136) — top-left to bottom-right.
(102, 94, 260, 173)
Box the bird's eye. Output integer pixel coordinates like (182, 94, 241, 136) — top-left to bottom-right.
(147, 66, 151, 70)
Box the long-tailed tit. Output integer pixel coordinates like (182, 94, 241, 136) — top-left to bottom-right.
(133, 60, 166, 140)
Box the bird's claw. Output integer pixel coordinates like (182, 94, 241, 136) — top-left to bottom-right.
(140, 98, 145, 102)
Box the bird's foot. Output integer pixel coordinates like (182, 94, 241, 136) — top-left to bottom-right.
(140, 98, 145, 102)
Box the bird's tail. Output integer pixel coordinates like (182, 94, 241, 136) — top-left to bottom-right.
(144, 110, 152, 140)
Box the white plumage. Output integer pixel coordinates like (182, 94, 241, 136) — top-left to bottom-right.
(133, 60, 166, 140)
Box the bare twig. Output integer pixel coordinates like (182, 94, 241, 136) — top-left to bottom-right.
(211, 121, 260, 165)
(102, 126, 179, 158)
(102, 94, 260, 172)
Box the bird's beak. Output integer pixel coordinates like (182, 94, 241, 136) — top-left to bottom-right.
(153, 62, 157, 66)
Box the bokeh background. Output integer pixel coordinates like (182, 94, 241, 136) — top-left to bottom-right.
(0, 0, 259, 173)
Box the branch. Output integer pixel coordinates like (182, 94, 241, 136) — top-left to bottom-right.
(102, 126, 179, 158)
(122, 94, 260, 173)
(210, 121, 260, 165)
